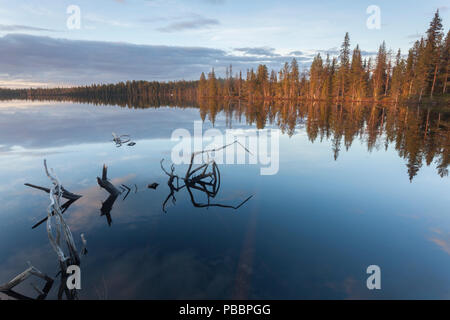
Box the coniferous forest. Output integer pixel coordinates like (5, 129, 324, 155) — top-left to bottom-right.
(0, 10, 448, 104)
(198, 11, 449, 103)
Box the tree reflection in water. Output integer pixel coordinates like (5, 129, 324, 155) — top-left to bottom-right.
(198, 99, 449, 181)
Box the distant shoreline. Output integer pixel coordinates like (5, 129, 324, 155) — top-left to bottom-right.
(0, 93, 448, 109)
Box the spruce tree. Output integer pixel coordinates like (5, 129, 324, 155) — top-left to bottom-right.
(426, 10, 444, 97)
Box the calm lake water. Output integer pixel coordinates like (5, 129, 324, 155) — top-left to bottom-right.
(0, 99, 449, 299)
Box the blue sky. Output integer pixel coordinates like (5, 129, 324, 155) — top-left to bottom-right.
(0, 0, 448, 87)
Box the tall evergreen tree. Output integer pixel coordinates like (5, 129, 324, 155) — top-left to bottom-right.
(426, 10, 444, 97)
(349, 45, 366, 100)
(414, 38, 429, 100)
(373, 42, 388, 100)
(198, 72, 207, 97)
(391, 49, 406, 102)
(290, 58, 300, 98)
(441, 30, 450, 94)
(256, 64, 269, 97)
(207, 68, 218, 97)
(337, 32, 351, 99)
(309, 54, 324, 99)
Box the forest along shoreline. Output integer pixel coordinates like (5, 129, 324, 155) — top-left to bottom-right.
(0, 10, 448, 107)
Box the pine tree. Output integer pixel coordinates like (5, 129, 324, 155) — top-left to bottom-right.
(441, 30, 450, 94)
(281, 62, 290, 97)
(349, 45, 365, 100)
(373, 41, 387, 100)
(290, 58, 300, 98)
(384, 50, 392, 96)
(256, 64, 269, 97)
(198, 72, 207, 97)
(320, 54, 332, 99)
(224, 64, 234, 97)
(309, 54, 323, 99)
(404, 47, 416, 98)
(414, 38, 428, 100)
(426, 10, 444, 98)
(391, 49, 406, 102)
(207, 68, 218, 97)
(269, 70, 278, 97)
(338, 32, 351, 99)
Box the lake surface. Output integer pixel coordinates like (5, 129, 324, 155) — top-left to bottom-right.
(0, 99, 449, 299)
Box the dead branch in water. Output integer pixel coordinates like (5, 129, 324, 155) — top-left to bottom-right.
(25, 179, 82, 229)
(25, 183, 81, 200)
(112, 132, 136, 147)
(100, 194, 117, 226)
(97, 164, 127, 226)
(31, 198, 78, 229)
(185, 140, 251, 181)
(0, 263, 54, 300)
(19, 160, 87, 300)
(160, 140, 253, 212)
(43, 159, 81, 268)
(160, 159, 185, 213)
(97, 164, 121, 197)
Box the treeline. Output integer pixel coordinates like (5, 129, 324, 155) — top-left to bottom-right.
(0, 11, 448, 104)
(198, 10, 449, 102)
(0, 80, 198, 103)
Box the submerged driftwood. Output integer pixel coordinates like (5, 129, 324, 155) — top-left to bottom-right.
(25, 183, 82, 200)
(161, 160, 185, 213)
(18, 160, 86, 300)
(0, 264, 54, 300)
(43, 159, 85, 300)
(160, 141, 253, 212)
(112, 132, 136, 147)
(25, 181, 82, 229)
(97, 164, 122, 226)
(43, 160, 81, 267)
(97, 164, 121, 197)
